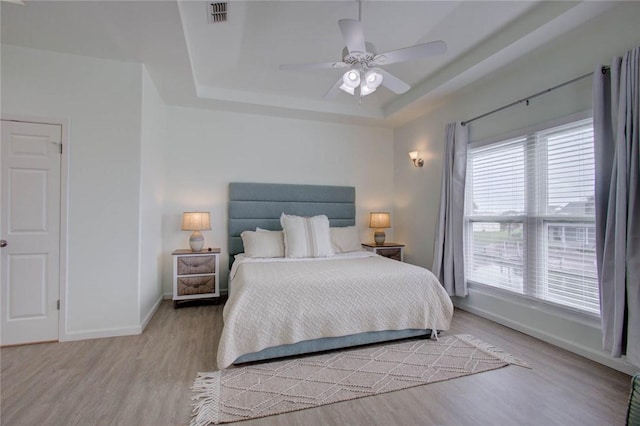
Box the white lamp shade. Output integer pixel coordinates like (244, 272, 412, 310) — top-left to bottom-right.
(342, 70, 361, 89)
(181, 212, 211, 231)
(369, 212, 391, 229)
(360, 84, 375, 96)
(365, 69, 383, 89)
(408, 150, 419, 160)
(339, 83, 355, 95)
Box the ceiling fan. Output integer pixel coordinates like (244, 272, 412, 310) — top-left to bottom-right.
(279, 3, 447, 100)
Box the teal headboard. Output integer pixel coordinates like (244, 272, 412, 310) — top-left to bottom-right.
(228, 182, 356, 267)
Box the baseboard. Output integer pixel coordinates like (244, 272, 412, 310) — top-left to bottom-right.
(455, 303, 638, 375)
(61, 325, 142, 342)
(140, 294, 163, 332)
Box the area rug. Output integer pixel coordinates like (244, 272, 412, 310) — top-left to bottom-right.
(190, 334, 529, 425)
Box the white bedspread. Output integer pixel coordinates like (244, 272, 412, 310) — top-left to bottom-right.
(217, 252, 453, 369)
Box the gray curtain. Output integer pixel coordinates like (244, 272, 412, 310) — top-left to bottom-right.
(593, 46, 640, 366)
(432, 122, 468, 297)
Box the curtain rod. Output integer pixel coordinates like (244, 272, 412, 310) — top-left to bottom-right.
(461, 66, 610, 127)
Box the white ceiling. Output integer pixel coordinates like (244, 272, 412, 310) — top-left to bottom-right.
(0, 1, 618, 127)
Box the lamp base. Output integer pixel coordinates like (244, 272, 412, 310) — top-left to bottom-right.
(189, 230, 204, 252)
(374, 231, 386, 245)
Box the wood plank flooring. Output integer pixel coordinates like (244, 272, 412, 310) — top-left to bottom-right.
(1, 302, 633, 425)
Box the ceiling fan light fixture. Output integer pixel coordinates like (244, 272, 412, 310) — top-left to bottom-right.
(365, 69, 383, 89)
(360, 84, 375, 97)
(339, 83, 355, 95)
(342, 70, 361, 89)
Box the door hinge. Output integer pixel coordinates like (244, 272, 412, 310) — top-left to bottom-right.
(50, 141, 62, 154)
(57, 300, 60, 310)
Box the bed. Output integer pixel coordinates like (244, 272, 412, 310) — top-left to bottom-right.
(219, 182, 453, 369)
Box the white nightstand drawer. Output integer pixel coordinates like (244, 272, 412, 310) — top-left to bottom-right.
(177, 276, 216, 296)
(177, 255, 215, 275)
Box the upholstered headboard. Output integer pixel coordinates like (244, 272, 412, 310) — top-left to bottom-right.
(228, 182, 356, 268)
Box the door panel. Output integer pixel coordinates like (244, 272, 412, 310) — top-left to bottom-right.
(1, 120, 61, 345)
(10, 169, 48, 232)
(9, 253, 48, 319)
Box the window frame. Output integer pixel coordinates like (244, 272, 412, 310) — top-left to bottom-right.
(464, 110, 599, 317)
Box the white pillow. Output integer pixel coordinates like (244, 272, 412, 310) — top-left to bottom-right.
(280, 213, 334, 258)
(330, 226, 362, 253)
(256, 227, 281, 235)
(240, 229, 285, 258)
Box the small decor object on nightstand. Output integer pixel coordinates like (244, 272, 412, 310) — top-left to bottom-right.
(362, 243, 405, 261)
(182, 211, 211, 252)
(369, 212, 391, 245)
(172, 248, 220, 308)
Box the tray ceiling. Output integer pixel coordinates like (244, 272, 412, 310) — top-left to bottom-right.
(1, 1, 617, 126)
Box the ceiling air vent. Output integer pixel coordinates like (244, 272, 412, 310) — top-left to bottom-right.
(208, 2, 228, 24)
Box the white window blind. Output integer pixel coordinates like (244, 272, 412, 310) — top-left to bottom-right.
(465, 117, 599, 315)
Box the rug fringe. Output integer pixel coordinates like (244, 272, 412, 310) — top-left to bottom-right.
(190, 371, 221, 426)
(455, 334, 530, 368)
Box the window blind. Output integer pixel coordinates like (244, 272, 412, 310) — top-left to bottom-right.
(465, 117, 598, 315)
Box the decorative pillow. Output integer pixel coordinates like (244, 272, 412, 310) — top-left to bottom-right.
(240, 229, 285, 258)
(256, 228, 285, 253)
(330, 226, 362, 253)
(256, 227, 282, 235)
(280, 213, 334, 258)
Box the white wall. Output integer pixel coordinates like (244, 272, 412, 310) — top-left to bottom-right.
(1, 45, 143, 337)
(139, 66, 166, 326)
(161, 106, 395, 294)
(393, 2, 640, 374)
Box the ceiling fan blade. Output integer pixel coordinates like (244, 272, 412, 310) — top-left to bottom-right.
(377, 69, 411, 94)
(338, 19, 366, 54)
(372, 40, 447, 66)
(280, 61, 348, 71)
(324, 77, 344, 99)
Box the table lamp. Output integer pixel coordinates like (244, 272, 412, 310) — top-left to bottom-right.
(181, 212, 211, 252)
(369, 212, 391, 245)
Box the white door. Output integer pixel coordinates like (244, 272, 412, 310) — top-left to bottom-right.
(1, 120, 61, 345)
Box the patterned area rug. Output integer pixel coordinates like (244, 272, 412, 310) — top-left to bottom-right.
(190, 334, 529, 425)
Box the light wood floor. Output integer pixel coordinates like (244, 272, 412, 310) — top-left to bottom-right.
(1, 301, 632, 425)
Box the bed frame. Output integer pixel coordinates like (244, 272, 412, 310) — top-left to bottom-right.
(227, 182, 430, 364)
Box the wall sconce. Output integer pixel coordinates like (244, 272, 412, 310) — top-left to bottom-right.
(408, 151, 424, 167)
(182, 211, 211, 252)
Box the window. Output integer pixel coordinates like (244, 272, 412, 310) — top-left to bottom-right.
(464, 117, 598, 315)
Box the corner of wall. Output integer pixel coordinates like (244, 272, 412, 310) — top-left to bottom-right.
(139, 66, 168, 326)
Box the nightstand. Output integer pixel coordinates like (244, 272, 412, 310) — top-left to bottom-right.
(172, 249, 220, 308)
(362, 243, 405, 261)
